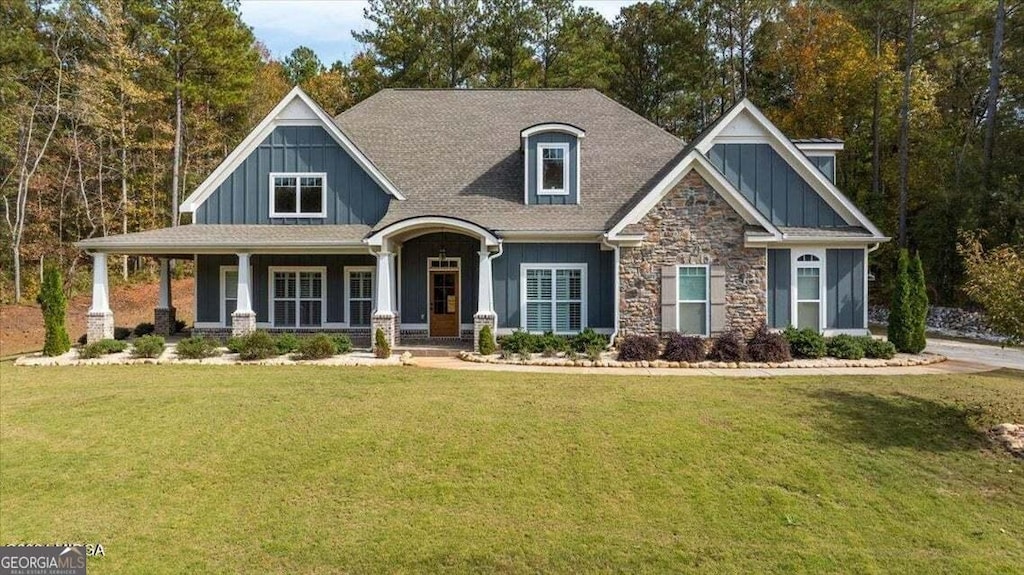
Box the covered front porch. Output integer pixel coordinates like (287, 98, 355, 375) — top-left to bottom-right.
(75, 220, 503, 352)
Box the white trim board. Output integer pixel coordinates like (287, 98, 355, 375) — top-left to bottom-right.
(536, 142, 570, 196)
(268, 172, 328, 219)
(267, 265, 328, 328)
(519, 262, 588, 335)
(180, 86, 404, 214)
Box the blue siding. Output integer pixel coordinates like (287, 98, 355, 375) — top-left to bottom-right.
(767, 249, 791, 329)
(526, 132, 579, 205)
(809, 155, 836, 183)
(707, 143, 844, 227)
(491, 243, 614, 330)
(399, 233, 480, 325)
(195, 125, 391, 225)
(826, 249, 866, 330)
(196, 253, 375, 324)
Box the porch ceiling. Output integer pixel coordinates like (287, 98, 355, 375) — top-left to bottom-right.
(74, 224, 373, 255)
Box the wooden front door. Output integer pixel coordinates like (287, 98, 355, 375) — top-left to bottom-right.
(429, 270, 459, 337)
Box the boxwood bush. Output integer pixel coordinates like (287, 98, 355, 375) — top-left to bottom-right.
(570, 328, 607, 352)
(478, 325, 496, 355)
(862, 337, 897, 359)
(826, 334, 866, 360)
(175, 336, 221, 359)
(661, 333, 707, 362)
(616, 335, 660, 362)
(274, 333, 301, 354)
(79, 339, 129, 359)
(235, 330, 280, 361)
(374, 328, 391, 358)
(130, 335, 165, 358)
(746, 325, 791, 363)
(708, 331, 746, 362)
(783, 327, 827, 359)
(498, 330, 537, 354)
(296, 334, 338, 360)
(331, 334, 353, 354)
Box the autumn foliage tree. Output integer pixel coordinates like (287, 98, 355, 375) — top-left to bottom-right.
(958, 233, 1024, 344)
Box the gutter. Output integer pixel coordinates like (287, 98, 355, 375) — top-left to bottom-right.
(601, 234, 621, 348)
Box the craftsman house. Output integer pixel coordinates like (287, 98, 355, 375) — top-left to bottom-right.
(77, 87, 888, 350)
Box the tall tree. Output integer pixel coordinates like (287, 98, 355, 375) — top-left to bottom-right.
(982, 0, 1006, 179)
(480, 0, 539, 87)
(283, 45, 324, 86)
(424, 0, 480, 87)
(546, 6, 618, 90)
(897, 0, 916, 248)
(532, 0, 571, 87)
(354, 0, 430, 87)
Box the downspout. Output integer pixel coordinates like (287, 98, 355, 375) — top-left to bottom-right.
(486, 240, 504, 317)
(601, 234, 620, 348)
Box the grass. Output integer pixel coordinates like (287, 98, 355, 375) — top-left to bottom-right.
(1, 366, 1023, 573)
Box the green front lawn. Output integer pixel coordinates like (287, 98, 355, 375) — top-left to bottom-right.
(1, 366, 1022, 573)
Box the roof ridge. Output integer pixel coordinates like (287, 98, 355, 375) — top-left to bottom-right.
(386, 87, 587, 92)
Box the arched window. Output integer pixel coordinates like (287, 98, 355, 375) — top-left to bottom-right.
(794, 252, 824, 331)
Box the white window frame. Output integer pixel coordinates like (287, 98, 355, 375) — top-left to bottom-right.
(269, 172, 327, 218)
(536, 142, 570, 196)
(268, 266, 328, 328)
(519, 263, 587, 335)
(791, 250, 826, 332)
(344, 266, 375, 328)
(676, 264, 710, 337)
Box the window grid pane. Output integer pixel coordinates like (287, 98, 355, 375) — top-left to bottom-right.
(299, 177, 323, 214)
(273, 177, 297, 214)
(678, 267, 707, 301)
(541, 147, 566, 191)
(349, 271, 373, 327)
(797, 267, 820, 300)
(678, 302, 707, 335)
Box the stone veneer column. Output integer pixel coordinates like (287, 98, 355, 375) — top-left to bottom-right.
(154, 257, 177, 335)
(231, 252, 256, 336)
(87, 252, 114, 342)
(473, 241, 497, 352)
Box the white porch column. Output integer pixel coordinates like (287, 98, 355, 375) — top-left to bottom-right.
(231, 252, 256, 335)
(371, 241, 397, 353)
(473, 238, 497, 353)
(154, 257, 177, 335)
(86, 252, 114, 342)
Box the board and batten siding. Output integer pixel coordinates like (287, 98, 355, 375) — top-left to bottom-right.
(766, 247, 866, 330)
(399, 232, 480, 325)
(525, 132, 579, 205)
(195, 253, 375, 324)
(491, 243, 614, 330)
(194, 125, 391, 225)
(808, 155, 836, 183)
(707, 143, 844, 227)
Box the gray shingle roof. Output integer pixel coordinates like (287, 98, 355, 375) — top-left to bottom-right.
(76, 224, 370, 252)
(334, 89, 686, 232)
(779, 226, 873, 238)
(791, 138, 844, 144)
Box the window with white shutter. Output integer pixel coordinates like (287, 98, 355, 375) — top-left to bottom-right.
(522, 264, 587, 334)
(345, 268, 375, 327)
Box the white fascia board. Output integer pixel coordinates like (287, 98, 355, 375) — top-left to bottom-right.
(606, 150, 781, 241)
(795, 142, 844, 153)
(695, 100, 884, 239)
(520, 123, 586, 139)
(180, 86, 404, 213)
(745, 235, 892, 248)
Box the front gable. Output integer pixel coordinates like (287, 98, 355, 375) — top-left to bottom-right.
(193, 125, 390, 225)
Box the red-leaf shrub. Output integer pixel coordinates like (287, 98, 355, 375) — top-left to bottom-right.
(661, 333, 707, 362)
(708, 331, 746, 362)
(616, 335, 660, 362)
(746, 325, 791, 363)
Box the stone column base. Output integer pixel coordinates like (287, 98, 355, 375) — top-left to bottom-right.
(87, 311, 114, 343)
(371, 312, 397, 354)
(154, 307, 177, 336)
(473, 312, 497, 353)
(231, 311, 257, 336)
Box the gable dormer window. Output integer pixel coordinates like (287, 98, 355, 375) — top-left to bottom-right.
(270, 172, 326, 218)
(538, 143, 569, 195)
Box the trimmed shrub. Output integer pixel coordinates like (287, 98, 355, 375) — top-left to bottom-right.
(174, 319, 187, 333)
(862, 337, 896, 359)
(331, 334, 353, 354)
(236, 330, 279, 361)
(38, 265, 71, 357)
(296, 334, 337, 360)
(746, 326, 791, 363)
(708, 331, 746, 362)
(538, 332, 569, 353)
(114, 326, 133, 340)
(225, 336, 244, 354)
(374, 327, 391, 358)
(498, 330, 535, 354)
(133, 322, 155, 337)
(827, 334, 865, 360)
(478, 325, 496, 355)
(662, 333, 707, 363)
(274, 333, 301, 354)
(888, 249, 914, 353)
(131, 335, 165, 358)
(585, 344, 603, 362)
(176, 336, 221, 359)
(907, 252, 929, 353)
(784, 326, 827, 359)
(616, 335, 660, 362)
(79, 339, 128, 359)
(570, 328, 608, 352)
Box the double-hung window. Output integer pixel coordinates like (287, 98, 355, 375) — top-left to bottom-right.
(345, 268, 374, 327)
(794, 253, 823, 331)
(537, 143, 569, 195)
(221, 267, 238, 324)
(522, 264, 585, 334)
(270, 173, 326, 217)
(271, 268, 325, 327)
(677, 265, 709, 336)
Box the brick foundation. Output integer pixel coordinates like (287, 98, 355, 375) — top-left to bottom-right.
(231, 311, 257, 336)
(87, 311, 114, 343)
(473, 313, 497, 352)
(154, 307, 177, 336)
(619, 171, 767, 338)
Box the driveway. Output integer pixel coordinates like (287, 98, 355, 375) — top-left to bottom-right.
(926, 338, 1024, 371)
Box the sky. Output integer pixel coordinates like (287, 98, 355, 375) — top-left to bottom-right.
(238, 0, 638, 66)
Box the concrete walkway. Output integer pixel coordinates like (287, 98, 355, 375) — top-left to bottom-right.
(926, 338, 1024, 371)
(413, 356, 986, 377)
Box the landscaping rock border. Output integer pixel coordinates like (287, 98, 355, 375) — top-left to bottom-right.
(15, 346, 412, 367)
(458, 350, 947, 369)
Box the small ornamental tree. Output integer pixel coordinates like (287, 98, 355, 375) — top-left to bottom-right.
(38, 265, 71, 356)
(958, 233, 1024, 344)
(887, 249, 914, 353)
(906, 252, 929, 353)
(374, 327, 391, 358)
(478, 324, 496, 355)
